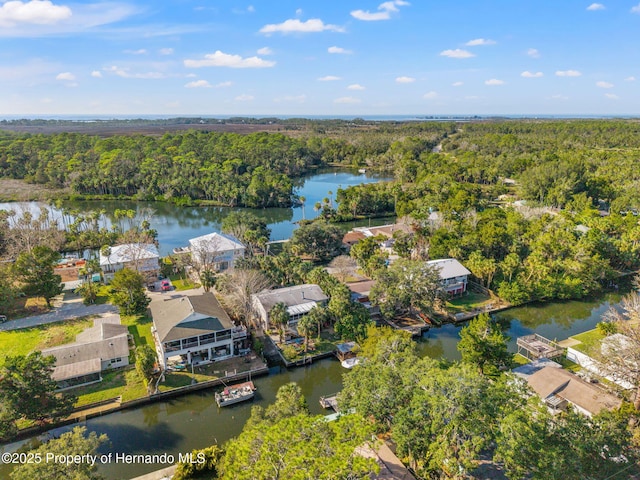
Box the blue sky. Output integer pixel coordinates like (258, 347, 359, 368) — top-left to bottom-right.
(1, 0, 639, 116)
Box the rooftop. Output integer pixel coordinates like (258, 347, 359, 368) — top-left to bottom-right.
(188, 232, 245, 251)
(253, 284, 328, 313)
(151, 292, 233, 343)
(99, 243, 159, 267)
(426, 258, 471, 280)
(526, 366, 621, 416)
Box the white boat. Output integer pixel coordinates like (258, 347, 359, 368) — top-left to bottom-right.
(215, 381, 256, 407)
(341, 357, 361, 369)
(358, 168, 366, 173)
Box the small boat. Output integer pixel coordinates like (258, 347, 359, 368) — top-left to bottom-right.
(215, 381, 256, 407)
(358, 168, 366, 173)
(341, 357, 361, 369)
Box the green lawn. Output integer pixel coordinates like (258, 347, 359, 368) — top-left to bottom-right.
(446, 292, 493, 313)
(121, 314, 154, 348)
(0, 317, 95, 361)
(169, 275, 201, 291)
(513, 353, 530, 366)
(72, 368, 148, 406)
(570, 329, 605, 354)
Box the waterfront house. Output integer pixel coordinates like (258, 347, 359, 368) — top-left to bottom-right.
(524, 364, 621, 417)
(426, 258, 471, 296)
(41, 315, 130, 389)
(99, 243, 160, 282)
(252, 284, 328, 330)
(175, 232, 245, 272)
(150, 292, 248, 369)
(342, 222, 413, 251)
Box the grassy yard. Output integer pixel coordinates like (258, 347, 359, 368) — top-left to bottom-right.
(0, 317, 96, 361)
(72, 368, 148, 406)
(121, 314, 154, 348)
(446, 292, 493, 313)
(169, 275, 201, 291)
(512, 353, 530, 366)
(569, 329, 605, 354)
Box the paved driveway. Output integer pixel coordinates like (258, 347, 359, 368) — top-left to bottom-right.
(0, 293, 118, 332)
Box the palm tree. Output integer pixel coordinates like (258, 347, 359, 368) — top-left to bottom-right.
(299, 196, 306, 220)
(297, 314, 315, 353)
(269, 302, 290, 343)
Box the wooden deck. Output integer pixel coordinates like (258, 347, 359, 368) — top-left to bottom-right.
(320, 394, 339, 411)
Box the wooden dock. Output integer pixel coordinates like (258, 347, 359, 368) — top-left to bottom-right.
(319, 394, 339, 411)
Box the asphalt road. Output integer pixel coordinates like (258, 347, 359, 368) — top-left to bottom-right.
(0, 294, 118, 332)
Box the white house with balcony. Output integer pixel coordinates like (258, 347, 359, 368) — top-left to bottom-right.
(175, 232, 245, 272)
(251, 284, 328, 331)
(426, 258, 471, 296)
(150, 292, 248, 369)
(99, 243, 160, 282)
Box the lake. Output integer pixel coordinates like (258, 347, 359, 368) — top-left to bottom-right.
(0, 168, 393, 256)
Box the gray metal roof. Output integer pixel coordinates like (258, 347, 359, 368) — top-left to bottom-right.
(51, 358, 102, 382)
(42, 334, 129, 367)
(253, 284, 328, 313)
(426, 258, 471, 280)
(151, 292, 233, 343)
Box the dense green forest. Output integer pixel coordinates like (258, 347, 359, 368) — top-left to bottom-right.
(0, 122, 452, 207)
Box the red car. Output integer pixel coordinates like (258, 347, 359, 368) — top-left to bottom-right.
(160, 279, 171, 291)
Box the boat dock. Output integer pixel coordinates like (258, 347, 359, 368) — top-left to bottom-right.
(319, 393, 339, 411)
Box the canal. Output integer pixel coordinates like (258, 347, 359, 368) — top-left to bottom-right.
(0, 289, 628, 479)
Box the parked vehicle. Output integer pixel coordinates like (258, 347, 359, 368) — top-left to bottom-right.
(160, 279, 171, 291)
(0, 315, 7, 323)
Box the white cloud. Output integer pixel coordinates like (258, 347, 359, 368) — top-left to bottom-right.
(587, 3, 605, 10)
(184, 51, 275, 68)
(90, 70, 102, 78)
(159, 48, 174, 55)
(631, 3, 640, 13)
(0, 2, 137, 37)
(0, 0, 71, 27)
(296, 8, 303, 16)
(328, 46, 352, 54)
(334, 96, 361, 104)
(347, 83, 365, 90)
(56, 71, 75, 81)
(247, 5, 255, 13)
(556, 70, 581, 77)
(351, 0, 410, 21)
(551, 94, 569, 100)
(625, 76, 636, 81)
(257, 47, 273, 55)
(104, 66, 165, 79)
(318, 75, 341, 81)
(125, 49, 147, 55)
(185, 80, 211, 88)
(485, 78, 504, 85)
(395, 76, 415, 83)
(214, 81, 232, 88)
(440, 49, 475, 59)
(605, 93, 619, 99)
(423, 91, 438, 99)
(527, 48, 540, 58)
(596, 81, 613, 88)
(235, 94, 254, 101)
(521, 71, 543, 78)
(466, 38, 496, 46)
(259, 18, 344, 34)
(452, 81, 463, 86)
